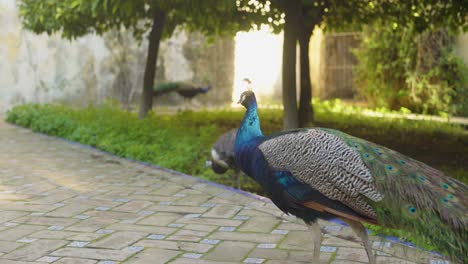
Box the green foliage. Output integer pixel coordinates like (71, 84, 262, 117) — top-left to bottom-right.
(354, 22, 468, 116)
(18, 0, 262, 41)
(325, 0, 467, 33)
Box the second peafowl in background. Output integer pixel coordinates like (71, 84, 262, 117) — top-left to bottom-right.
(234, 90, 467, 263)
(153, 82, 210, 103)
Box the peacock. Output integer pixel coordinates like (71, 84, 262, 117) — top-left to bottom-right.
(208, 129, 244, 189)
(153, 82, 210, 102)
(234, 90, 467, 263)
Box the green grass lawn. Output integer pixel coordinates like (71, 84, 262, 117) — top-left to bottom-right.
(5, 102, 468, 255)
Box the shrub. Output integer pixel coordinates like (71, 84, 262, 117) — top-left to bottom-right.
(354, 22, 468, 116)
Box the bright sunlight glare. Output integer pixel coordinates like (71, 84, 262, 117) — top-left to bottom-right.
(232, 25, 283, 106)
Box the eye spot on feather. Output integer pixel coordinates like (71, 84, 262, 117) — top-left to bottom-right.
(440, 182, 454, 193)
(361, 153, 375, 161)
(439, 197, 454, 208)
(398, 160, 406, 165)
(384, 164, 398, 174)
(402, 204, 418, 218)
(445, 194, 458, 203)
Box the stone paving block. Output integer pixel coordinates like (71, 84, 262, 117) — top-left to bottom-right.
(236, 208, 272, 217)
(202, 204, 242, 219)
(238, 216, 280, 233)
(54, 257, 98, 264)
(335, 247, 371, 262)
(275, 221, 308, 231)
(127, 195, 178, 202)
(105, 223, 176, 234)
(30, 230, 79, 240)
(0, 211, 28, 224)
(175, 217, 243, 227)
(182, 224, 217, 233)
(0, 241, 22, 253)
(150, 185, 185, 196)
(287, 250, 332, 263)
(137, 213, 182, 226)
(208, 231, 283, 244)
(0, 193, 32, 201)
(47, 203, 94, 217)
(0, 224, 45, 241)
(85, 210, 141, 221)
(322, 235, 363, 248)
(3, 239, 67, 261)
(88, 231, 147, 249)
(113, 200, 154, 213)
(166, 229, 209, 242)
(51, 247, 132, 261)
(0, 259, 40, 264)
(148, 205, 208, 214)
(279, 230, 316, 250)
(134, 240, 213, 253)
(67, 217, 117, 232)
(174, 194, 210, 206)
(171, 259, 238, 264)
(68, 233, 105, 242)
(248, 248, 289, 260)
(14, 216, 79, 227)
(32, 192, 76, 205)
(0, 203, 57, 213)
(204, 241, 255, 262)
(376, 256, 417, 264)
(125, 248, 180, 264)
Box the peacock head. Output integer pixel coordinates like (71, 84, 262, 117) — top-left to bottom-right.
(238, 90, 256, 109)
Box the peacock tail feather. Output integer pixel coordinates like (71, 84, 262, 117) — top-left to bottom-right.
(320, 128, 468, 262)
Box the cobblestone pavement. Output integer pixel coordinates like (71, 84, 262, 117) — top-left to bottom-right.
(0, 120, 448, 264)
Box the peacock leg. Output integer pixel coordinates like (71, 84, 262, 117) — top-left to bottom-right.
(341, 218, 376, 264)
(306, 220, 322, 263)
(236, 171, 241, 189)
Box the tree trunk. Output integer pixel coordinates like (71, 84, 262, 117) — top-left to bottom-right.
(298, 28, 314, 127)
(281, 0, 301, 129)
(139, 8, 166, 119)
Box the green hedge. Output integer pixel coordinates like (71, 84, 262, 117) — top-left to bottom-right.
(6, 102, 467, 187)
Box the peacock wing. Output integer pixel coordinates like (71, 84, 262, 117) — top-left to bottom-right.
(320, 128, 468, 231)
(258, 128, 384, 220)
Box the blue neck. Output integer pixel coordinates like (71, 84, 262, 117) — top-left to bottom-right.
(236, 101, 263, 149)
